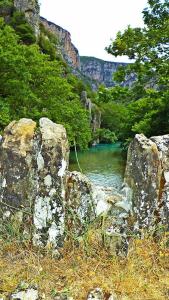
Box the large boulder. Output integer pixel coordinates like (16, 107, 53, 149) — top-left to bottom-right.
(0, 118, 69, 248)
(65, 171, 96, 236)
(125, 133, 169, 230)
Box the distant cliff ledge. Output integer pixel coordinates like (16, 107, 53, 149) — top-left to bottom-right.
(80, 56, 134, 88)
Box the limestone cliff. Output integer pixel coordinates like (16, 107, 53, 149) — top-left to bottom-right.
(81, 91, 101, 144)
(80, 56, 135, 88)
(40, 16, 80, 69)
(13, 0, 40, 35)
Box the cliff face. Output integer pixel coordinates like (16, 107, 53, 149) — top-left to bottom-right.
(40, 17, 80, 69)
(8, 1, 131, 85)
(80, 56, 134, 88)
(13, 0, 40, 35)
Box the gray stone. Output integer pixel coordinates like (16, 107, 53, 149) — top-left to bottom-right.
(80, 56, 134, 88)
(125, 133, 169, 231)
(40, 17, 80, 69)
(87, 288, 104, 300)
(10, 288, 38, 300)
(81, 91, 101, 144)
(0, 118, 69, 248)
(14, 0, 40, 36)
(87, 289, 118, 300)
(65, 171, 96, 235)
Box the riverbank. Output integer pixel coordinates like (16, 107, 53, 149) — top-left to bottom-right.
(69, 143, 126, 189)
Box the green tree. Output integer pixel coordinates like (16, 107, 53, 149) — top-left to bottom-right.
(0, 20, 91, 148)
(106, 0, 169, 140)
(10, 11, 36, 44)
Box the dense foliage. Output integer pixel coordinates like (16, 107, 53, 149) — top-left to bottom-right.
(99, 0, 169, 142)
(1, 0, 168, 148)
(0, 18, 92, 148)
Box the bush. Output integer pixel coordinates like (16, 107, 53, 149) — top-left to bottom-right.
(10, 11, 36, 44)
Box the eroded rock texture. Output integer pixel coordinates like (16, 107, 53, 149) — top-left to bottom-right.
(66, 171, 96, 236)
(0, 118, 101, 248)
(14, 0, 40, 35)
(81, 91, 101, 144)
(125, 133, 169, 230)
(40, 17, 80, 69)
(0, 118, 69, 247)
(80, 56, 134, 88)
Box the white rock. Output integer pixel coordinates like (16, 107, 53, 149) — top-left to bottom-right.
(10, 288, 38, 300)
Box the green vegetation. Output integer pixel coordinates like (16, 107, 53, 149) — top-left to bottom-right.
(9, 11, 36, 44)
(100, 0, 169, 143)
(39, 22, 59, 60)
(1, 0, 168, 149)
(0, 17, 92, 148)
(0, 217, 169, 299)
(0, 0, 13, 9)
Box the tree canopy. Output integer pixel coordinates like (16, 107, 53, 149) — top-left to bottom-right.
(0, 18, 91, 148)
(104, 0, 169, 141)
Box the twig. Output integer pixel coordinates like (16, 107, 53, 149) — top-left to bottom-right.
(0, 200, 32, 215)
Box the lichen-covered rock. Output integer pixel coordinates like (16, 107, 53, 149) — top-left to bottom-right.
(10, 288, 38, 300)
(0, 118, 69, 248)
(87, 289, 117, 300)
(0, 118, 36, 210)
(125, 133, 169, 230)
(33, 118, 69, 247)
(10, 282, 38, 300)
(14, 0, 40, 35)
(65, 171, 96, 235)
(87, 288, 104, 300)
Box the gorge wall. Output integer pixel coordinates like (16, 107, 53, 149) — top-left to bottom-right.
(80, 56, 130, 88)
(40, 16, 81, 69)
(13, 0, 40, 36)
(2, 0, 132, 87)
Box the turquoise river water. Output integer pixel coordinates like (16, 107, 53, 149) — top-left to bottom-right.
(69, 143, 126, 190)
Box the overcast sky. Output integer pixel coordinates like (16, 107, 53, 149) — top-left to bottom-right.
(39, 0, 148, 62)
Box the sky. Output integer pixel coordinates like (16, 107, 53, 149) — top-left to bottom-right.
(39, 0, 148, 62)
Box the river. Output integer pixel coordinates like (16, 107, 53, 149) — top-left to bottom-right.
(69, 143, 126, 190)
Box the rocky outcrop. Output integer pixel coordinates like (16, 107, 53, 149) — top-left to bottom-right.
(0, 118, 103, 248)
(40, 17, 80, 69)
(81, 91, 101, 143)
(80, 56, 134, 88)
(125, 133, 169, 231)
(14, 0, 40, 35)
(0, 1, 13, 23)
(0, 118, 69, 248)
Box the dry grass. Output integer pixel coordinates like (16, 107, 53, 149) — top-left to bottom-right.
(0, 228, 169, 300)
